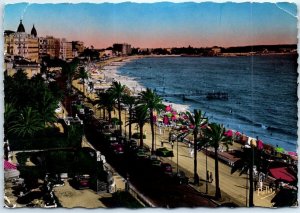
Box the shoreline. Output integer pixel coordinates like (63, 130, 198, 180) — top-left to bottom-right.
(90, 56, 296, 153)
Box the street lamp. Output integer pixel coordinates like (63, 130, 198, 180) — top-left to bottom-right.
(176, 138, 179, 174)
(205, 144, 208, 194)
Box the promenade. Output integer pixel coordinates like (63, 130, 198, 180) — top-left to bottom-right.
(72, 76, 276, 208)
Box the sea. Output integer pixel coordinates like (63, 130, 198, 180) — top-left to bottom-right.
(111, 55, 298, 152)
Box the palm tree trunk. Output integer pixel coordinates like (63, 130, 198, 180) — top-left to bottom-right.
(118, 98, 122, 135)
(194, 129, 199, 185)
(108, 110, 112, 123)
(129, 109, 132, 140)
(139, 125, 144, 147)
(214, 146, 221, 199)
(150, 110, 155, 154)
(249, 147, 254, 207)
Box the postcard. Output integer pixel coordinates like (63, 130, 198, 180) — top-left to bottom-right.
(2, 0, 298, 208)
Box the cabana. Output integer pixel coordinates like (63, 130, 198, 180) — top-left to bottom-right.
(269, 167, 296, 183)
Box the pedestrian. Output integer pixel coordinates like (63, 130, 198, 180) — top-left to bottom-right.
(254, 178, 258, 191)
(209, 172, 213, 183)
(171, 142, 174, 149)
(190, 148, 194, 158)
(206, 170, 209, 182)
(161, 141, 164, 147)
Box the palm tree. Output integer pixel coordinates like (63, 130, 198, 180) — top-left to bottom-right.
(35, 89, 59, 126)
(4, 103, 17, 140)
(186, 109, 207, 186)
(204, 123, 232, 199)
(74, 66, 89, 96)
(130, 106, 149, 147)
(8, 107, 44, 138)
(62, 58, 79, 95)
(231, 146, 259, 207)
(96, 91, 115, 122)
(122, 94, 136, 140)
(138, 88, 165, 153)
(108, 81, 126, 135)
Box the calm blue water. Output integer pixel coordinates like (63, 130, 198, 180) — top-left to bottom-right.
(117, 55, 298, 151)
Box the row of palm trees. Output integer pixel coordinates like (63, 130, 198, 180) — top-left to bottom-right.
(93, 81, 237, 201)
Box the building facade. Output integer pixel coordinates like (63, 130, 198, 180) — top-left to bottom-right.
(4, 20, 39, 62)
(60, 38, 73, 60)
(113, 43, 132, 55)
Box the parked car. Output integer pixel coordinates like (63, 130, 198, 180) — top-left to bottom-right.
(112, 144, 124, 154)
(161, 163, 173, 175)
(173, 171, 189, 184)
(156, 147, 174, 157)
(73, 174, 90, 189)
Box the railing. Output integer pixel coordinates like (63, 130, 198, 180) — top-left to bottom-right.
(127, 183, 156, 207)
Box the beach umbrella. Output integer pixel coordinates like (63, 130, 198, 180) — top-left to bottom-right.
(276, 147, 285, 153)
(288, 151, 297, 156)
(165, 105, 172, 112)
(224, 130, 233, 137)
(163, 115, 169, 125)
(257, 139, 264, 150)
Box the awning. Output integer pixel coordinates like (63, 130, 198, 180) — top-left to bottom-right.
(269, 167, 296, 183)
(4, 160, 17, 170)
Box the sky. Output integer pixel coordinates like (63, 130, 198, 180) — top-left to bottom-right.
(3, 2, 298, 49)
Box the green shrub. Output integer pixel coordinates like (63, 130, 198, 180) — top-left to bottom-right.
(132, 132, 146, 139)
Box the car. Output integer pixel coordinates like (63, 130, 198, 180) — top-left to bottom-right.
(150, 159, 162, 167)
(74, 174, 90, 189)
(112, 144, 124, 154)
(161, 163, 173, 175)
(173, 171, 189, 184)
(156, 147, 174, 157)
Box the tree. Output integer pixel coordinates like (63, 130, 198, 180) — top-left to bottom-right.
(231, 145, 270, 207)
(4, 103, 17, 140)
(74, 66, 89, 96)
(35, 89, 59, 126)
(96, 91, 115, 123)
(204, 123, 232, 199)
(8, 107, 44, 138)
(186, 109, 207, 186)
(62, 58, 79, 95)
(138, 88, 165, 153)
(108, 81, 126, 135)
(122, 94, 136, 140)
(130, 106, 149, 147)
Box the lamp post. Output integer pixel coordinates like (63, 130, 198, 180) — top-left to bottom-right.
(205, 144, 208, 194)
(124, 109, 127, 138)
(177, 139, 179, 174)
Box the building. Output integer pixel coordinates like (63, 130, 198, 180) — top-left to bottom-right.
(5, 56, 40, 78)
(4, 30, 15, 55)
(60, 38, 73, 60)
(113, 43, 132, 55)
(4, 20, 39, 62)
(211, 46, 222, 55)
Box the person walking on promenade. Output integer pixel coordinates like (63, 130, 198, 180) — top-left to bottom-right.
(209, 171, 213, 183)
(190, 148, 194, 158)
(206, 170, 209, 183)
